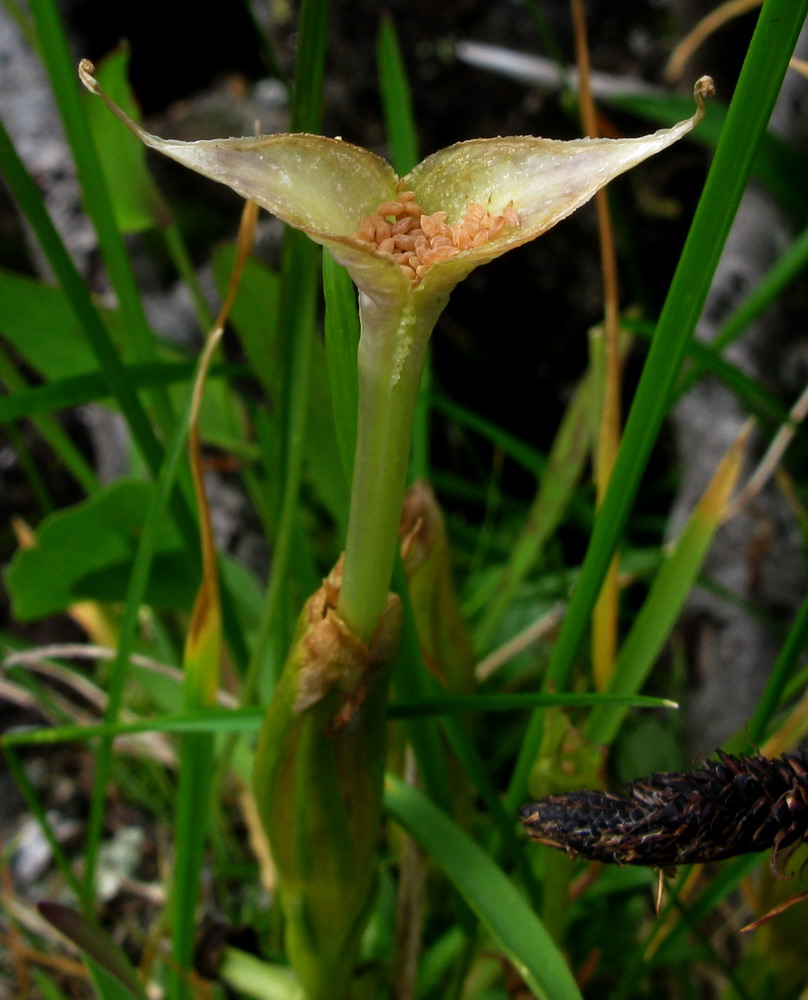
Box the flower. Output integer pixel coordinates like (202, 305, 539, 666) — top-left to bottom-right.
(77, 61, 715, 999)
(78, 59, 712, 384)
(78, 59, 713, 646)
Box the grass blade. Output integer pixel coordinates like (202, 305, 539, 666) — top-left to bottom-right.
(322, 252, 360, 479)
(377, 15, 419, 174)
(508, 0, 808, 811)
(586, 423, 748, 747)
(29, 0, 176, 435)
(37, 903, 147, 1000)
(384, 775, 583, 1000)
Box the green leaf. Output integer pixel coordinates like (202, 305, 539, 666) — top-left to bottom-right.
(0, 269, 102, 379)
(0, 360, 243, 426)
(217, 949, 300, 1000)
(322, 252, 359, 481)
(586, 426, 746, 747)
(508, 0, 808, 812)
(431, 391, 545, 476)
(30, 0, 177, 442)
(31, 968, 73, 1000)
(305, 337, 349, 534)
(474, 368, 596, 652)
(377, 16, 419, 174)
(86, 961, 146, 1000)
(6, 480, 197, 620)
(37, 902, 148, 1000)
(82, 47, 168, 233)
(212, 247, 280, 399)
(384, 775, 583, 1000)
(0, 693, 676, 752)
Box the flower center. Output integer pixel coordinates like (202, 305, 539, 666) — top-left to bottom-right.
(353, 190, 518, 283)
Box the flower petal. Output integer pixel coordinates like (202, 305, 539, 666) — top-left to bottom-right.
(322, 240, 411, 301)
(406, 76, 715, 258)
(78, 60, 398, 238)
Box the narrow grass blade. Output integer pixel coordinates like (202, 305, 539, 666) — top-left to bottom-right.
(396, 691, 676, 717)
(586, 423, 748, 747)
(84, 962, 145, 1000)
(0, 692, 676, 750)
(169, 205, 258, 1000)
(475, 368, 595, 652)
(508, 0, 808, 811)
(244, 0, 330, 698)
(629, 316, 791, 426)
(31, 968, 77, 1000)
(679, 221, 808, 395)
(3, 747, 84, 900)
(0, 361, 228, 424)
(322, 252, 360, 479)
(83, 363, 207, 897)
(0, 118, 167, 479)
(37, 903, 147, 1000)
(431, 392, 545, 476)
(745, 590, 808, 747)
(679, 336, 790, 424)
(390, 566, 455, 813)
(2, 420, 54, 514)
(29, 0, 176, 435)
(384, 775, 583, 1000)
(82, 47, 168, 233)
(377, 15, 419, 174)
(288, 0, 329, 132)
(0, 342, 98, 495)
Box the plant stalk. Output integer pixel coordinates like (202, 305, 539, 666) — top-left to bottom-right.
(338, 294, 438, 642)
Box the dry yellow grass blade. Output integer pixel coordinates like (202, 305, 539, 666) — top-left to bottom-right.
(666, 0, 761, 83)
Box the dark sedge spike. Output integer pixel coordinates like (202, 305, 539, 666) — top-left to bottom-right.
(520, 749, 808, 873)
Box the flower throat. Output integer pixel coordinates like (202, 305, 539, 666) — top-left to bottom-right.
(353, 190, 518, 283)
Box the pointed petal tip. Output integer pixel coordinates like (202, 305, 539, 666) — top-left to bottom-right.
(695, 75, 716, 104)
(78, 58, 100, 94)
(693, 75, 715, 123)
(78, 57, 153, 147)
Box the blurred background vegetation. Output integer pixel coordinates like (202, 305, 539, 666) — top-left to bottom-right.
(2, 1, 808, 998)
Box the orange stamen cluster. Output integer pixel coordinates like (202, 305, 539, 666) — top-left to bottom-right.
(353, 190, 518, 283)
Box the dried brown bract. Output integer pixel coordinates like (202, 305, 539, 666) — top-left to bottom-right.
(520, 750, 808, 874)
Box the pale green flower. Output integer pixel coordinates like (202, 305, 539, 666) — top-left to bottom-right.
(79, 59, 712, 383)
(78, 60, 714, 1000)
(79, 59, 712, 643)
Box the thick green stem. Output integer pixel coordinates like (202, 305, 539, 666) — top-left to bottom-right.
(338, 318, 428, 641)
(337, 288, 446, 642)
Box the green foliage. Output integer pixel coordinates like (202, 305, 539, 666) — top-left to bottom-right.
(3, 1, 808, 999)
(6, 481, 195, 618)
(37, 903, 148, 1000)
(385, 775, 582, 1000)
(81, 47, 168, 233)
